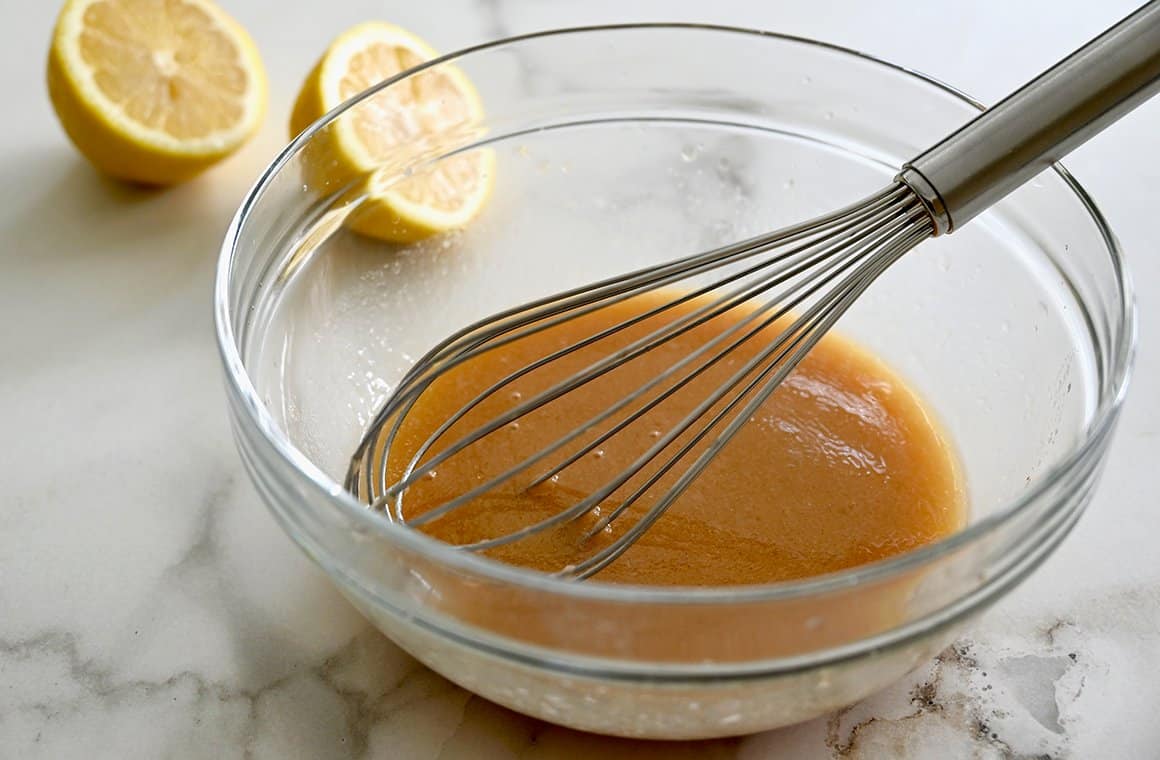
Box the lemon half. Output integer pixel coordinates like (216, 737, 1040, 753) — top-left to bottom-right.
(291, 22, 494, 243)
(47, 0, 267, 186)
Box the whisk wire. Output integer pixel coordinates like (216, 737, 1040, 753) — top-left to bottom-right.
(551, 213, 927, 554)
(387, 186, 917, 503)
(351, 186, 907, 474)
(391, 184, 905, 392)
(388, 211, 880, 493)
(348, 183, 934, 574)
(390, 194, 921, 520)
(567, 223, 932, 578)
(575, 213, 933, 539)
(525, 200, 932, 489)
(347, 185, 907, 500)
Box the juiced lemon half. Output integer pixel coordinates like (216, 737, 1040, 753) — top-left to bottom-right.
(290, 22, 494, 243)
(47, 0, 267, 185)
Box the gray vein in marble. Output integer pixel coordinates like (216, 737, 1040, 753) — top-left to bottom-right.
(0, 622, 460, 759)
(0, 629, 248, 743)
(165, 476, 235, 580)
(144, 471, 311, 686)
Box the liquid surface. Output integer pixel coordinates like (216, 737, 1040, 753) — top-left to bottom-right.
(381, 293, 965, 586)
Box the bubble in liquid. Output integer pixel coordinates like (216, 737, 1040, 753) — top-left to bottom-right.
(594, 449, 605, 459)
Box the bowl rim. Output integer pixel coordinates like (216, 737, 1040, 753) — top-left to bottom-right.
(214, 22, 1136, 609)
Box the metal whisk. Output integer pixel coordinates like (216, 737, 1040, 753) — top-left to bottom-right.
(347, 3, 1160, 579)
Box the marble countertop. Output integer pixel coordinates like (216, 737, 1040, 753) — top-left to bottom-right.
(3, 0, 1159, 757)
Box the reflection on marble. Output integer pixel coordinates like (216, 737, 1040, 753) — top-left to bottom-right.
(3, 0, 1159, 757)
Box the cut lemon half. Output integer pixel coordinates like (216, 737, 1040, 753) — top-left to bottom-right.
(47, 0, 267, 186)
(290, 22, 494, 243)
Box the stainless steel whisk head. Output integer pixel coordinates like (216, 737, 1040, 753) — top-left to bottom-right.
(346, 184, 931, 577)
(346, 3, 1160, 579)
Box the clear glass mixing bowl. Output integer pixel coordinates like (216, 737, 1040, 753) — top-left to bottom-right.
(214, 25, 1134, 739)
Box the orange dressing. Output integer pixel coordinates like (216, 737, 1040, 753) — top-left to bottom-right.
(384, 292, 965, 587)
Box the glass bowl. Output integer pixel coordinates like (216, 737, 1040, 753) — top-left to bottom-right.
(214, 25, 1134, 739)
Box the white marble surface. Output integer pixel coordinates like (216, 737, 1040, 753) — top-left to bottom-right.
(2, 0, 1159, 757)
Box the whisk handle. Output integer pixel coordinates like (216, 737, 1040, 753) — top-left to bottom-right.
(900, 1, 1160, 234)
